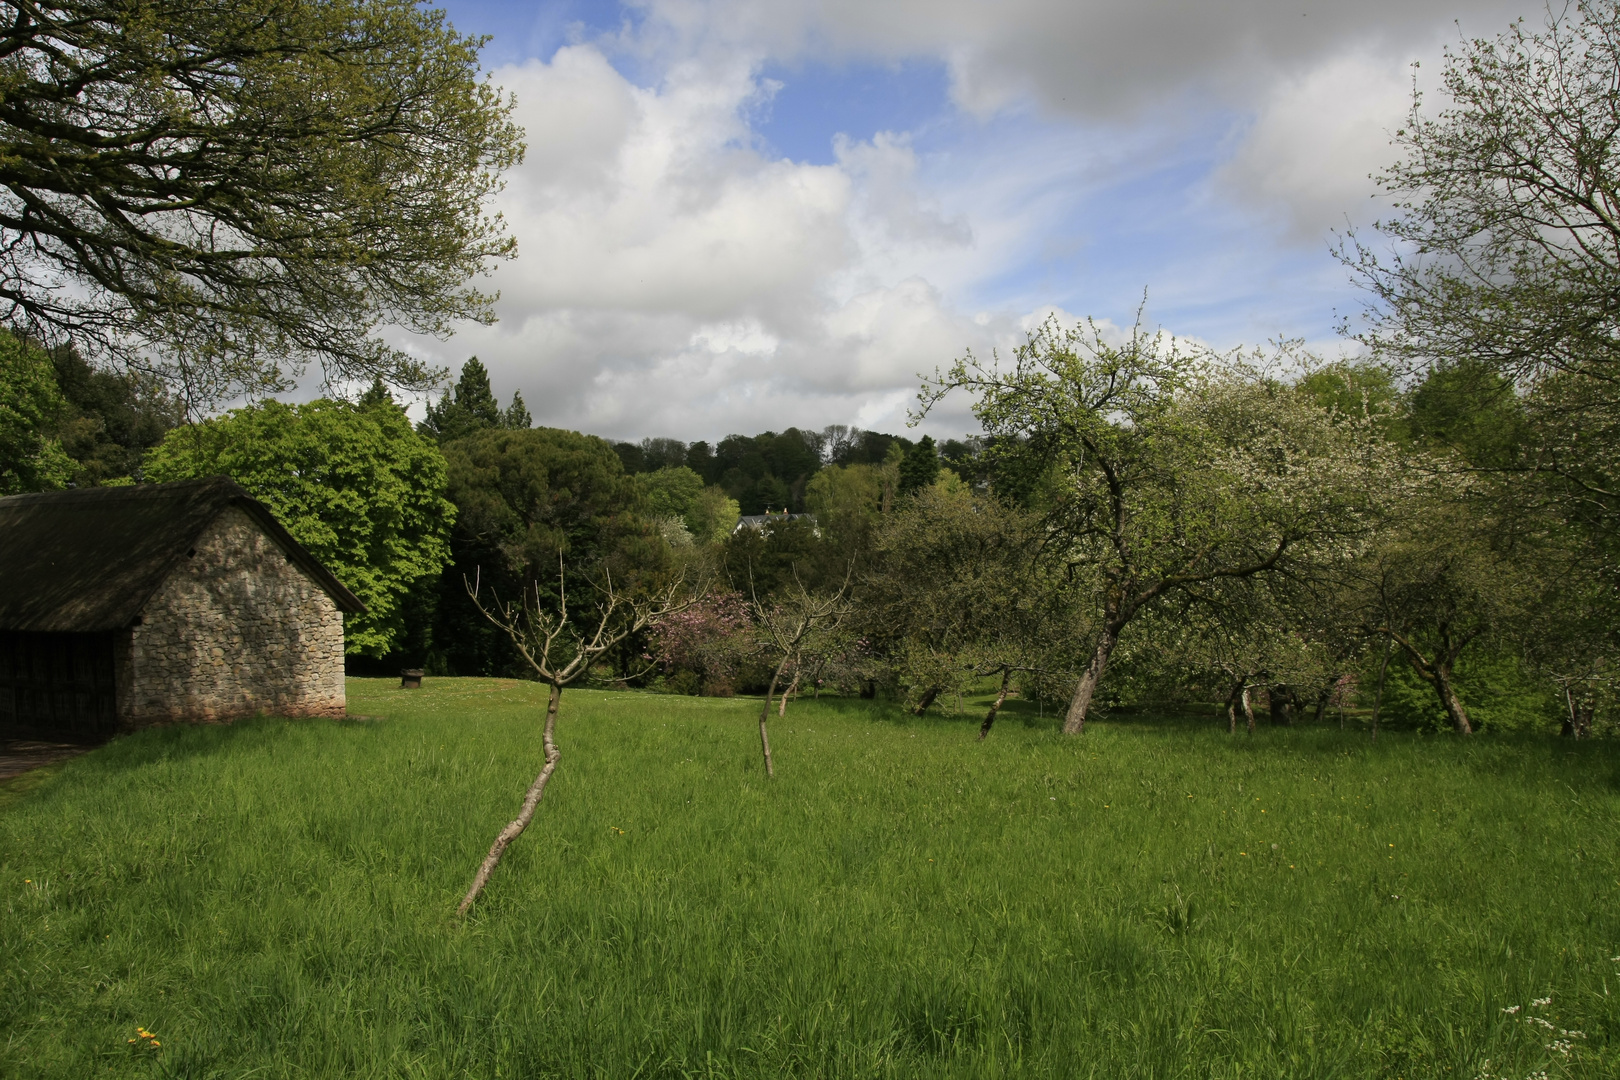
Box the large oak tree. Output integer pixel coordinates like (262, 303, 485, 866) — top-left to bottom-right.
(0, 0, 522, 409)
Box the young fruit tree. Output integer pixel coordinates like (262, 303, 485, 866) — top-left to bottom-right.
(749, 569, 852, 777)
(1346, 469, 1550, 735)
(920, 318, 1397, 734)
(458, 559, 691, 915)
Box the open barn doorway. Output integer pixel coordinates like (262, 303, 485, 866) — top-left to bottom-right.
(0, 631, 119, 743)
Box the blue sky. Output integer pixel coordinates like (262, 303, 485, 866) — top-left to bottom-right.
(396, 0, 1526, 442)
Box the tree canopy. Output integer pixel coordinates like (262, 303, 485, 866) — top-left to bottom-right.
(145, 394, 455, 656)
(0, 0, 522, 409)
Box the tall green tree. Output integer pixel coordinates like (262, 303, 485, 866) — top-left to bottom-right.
(897, 435, 940, 494)
(420, 358, 506, 442)
(49, 345, 182, 484)
(146, 397, 455, 656)
(432, 427, 667, 675)
(0, 0, 523, 410)
(0, 332, 72, 493)
(1346, 0, 1620, 387)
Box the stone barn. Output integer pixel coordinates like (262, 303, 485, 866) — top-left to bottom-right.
(0, 476, 364, 739)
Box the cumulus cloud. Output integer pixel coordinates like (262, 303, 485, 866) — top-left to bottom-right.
(625, 0, 1525, 117)
(391, 0, 1544, 442)
(403, 40, 1005, 441)
(1215, 51, 1415, 241)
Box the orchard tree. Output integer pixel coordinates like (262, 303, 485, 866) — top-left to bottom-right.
(749, 569, 852, 777)
(0, 0, 522, 410)
(862, 481, 1076, 727)
(459, 559, 691, 915)
(1346, 0, 1620, 386)
(1345, 0, 1620, 553)
(146, 395, 455, 656)
(922, 318, 1396, 734)
(1344, 472, 1542, 735)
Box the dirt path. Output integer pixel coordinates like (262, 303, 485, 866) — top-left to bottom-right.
(0, 738, 96, 783)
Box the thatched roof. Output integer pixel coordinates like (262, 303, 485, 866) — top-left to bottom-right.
(0, 476, 365, 633)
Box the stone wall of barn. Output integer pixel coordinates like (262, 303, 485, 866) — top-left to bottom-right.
(116, 508, 347, 723)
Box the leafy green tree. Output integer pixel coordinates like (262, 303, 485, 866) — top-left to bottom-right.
(420, 358, 504, 442)
(503, 392, 533, 430)
(805, 462, 884, 562)
(432, 427, 667, 675)
(1346, 1, 1620, 388)
(641, 466, 706, 520)
(146, 397, 454, 656)
(923, 317, 1397, 734)
(1345, 475, 1540, 735)
(897, 435, 940, 494)
(0, 332, 72, 493)
(686, 486, 741, 545)
(861, 480, 1080, 733)
(0, 0, 522, 408)
(45, 344, 182, 484)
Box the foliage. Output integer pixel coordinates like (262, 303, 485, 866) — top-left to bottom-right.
(722, 515, 838, 600)
(897, 435, 940, 494)
(0, 0, 523, 409)
(613, 426, 916, 515)
(1345, 0, 1620, 386)
(419, 358, 532, 443)
(646, 590, 757, 695)
(47, 346, 182, 485)
(429, 426, 665, 676)
(924, 317, 1397, 732)
(640, 466, 705, 519)
(5, 683, 1620, 1077)
(862, 481, 1079, 717)
(1376, 647, 1562, 733)
(145, 396, 454, 657)
(0, 332, 71, 494)
(685, 486, 742, 545)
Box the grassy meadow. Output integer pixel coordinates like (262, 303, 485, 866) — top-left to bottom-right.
(2, 678, 1619, 1078)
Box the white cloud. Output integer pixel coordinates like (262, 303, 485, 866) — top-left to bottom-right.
(1215, 51, 1414, 241)
(407, 42, 1011, 441)
(390, 0, 1544, 441)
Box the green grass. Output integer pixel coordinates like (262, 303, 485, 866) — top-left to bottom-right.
(3, 679, 1619, 1078)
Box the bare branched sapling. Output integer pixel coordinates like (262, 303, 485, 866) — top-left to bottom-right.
(750, 567, 853, 778)
(457, 557, 691, 916)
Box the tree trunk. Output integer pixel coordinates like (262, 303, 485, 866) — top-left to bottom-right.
(859, 679, 876, 699)
(1268, 684, 1294, 726)
(459, 681, 564, 917)
(1225, 678, 1244, 735)
(1372, 636, 1392, 743)
(1432, 662, 1474, 735)
(1563, 685, 1577, 737)
(759, 661, 787, 777)
(1064, 627, 1120, 734)
(1313, 681, 1336, 725)
(979, 668, 1013, 741)
(778, 668, 801, 717)
(913, 685, 941, 717)
(1243, 685, 1255, 734)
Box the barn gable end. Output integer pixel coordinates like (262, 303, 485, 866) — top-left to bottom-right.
(120, 506, 347, 723)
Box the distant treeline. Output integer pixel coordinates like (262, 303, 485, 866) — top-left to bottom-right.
(611, 429, 984, 515)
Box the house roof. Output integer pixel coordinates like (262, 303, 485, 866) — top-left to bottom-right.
(0, 476, 365, 633)
(733, 512, 816, 533)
